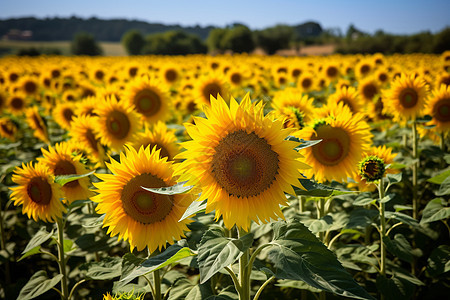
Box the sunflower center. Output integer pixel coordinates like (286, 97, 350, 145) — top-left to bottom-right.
(301, 78, 312, 89)
(32, 114, 45, 131)
(54, 160, 79, 188)
(360, 64, 371, 75)
(399, 88, 418, 108)
(211, 130, 279, 198)
(135, 89, 161, 116)
(121, 173, 174, 224)
(11, 97, 24, 109)
(312, 125, 350, 166)
(231, 73, 242, 85)
(1, 123, 14, 135)
(202, 83, 222, 102)
(106, 110, 130, 139)
(95, 70, 104, 80)
(379, 73, 387, 82)
(24, 81, 37, 94)
(338, 97, 354, 112)
(362, 84, 377, 100)
(327, 67, 338, 77)
(63, 108, 74, 123)
(27, 177, 52, 205)
(86, 129, 99, 152)
(165, 69, 177, 83)
(434, 98, 450, 122)
(147, 143, 171, 160)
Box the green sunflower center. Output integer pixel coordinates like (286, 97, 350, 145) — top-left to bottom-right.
(54, 160, 79, 188)
(135, 89, 161, 117)
(434, 98, 450, 122)
(399, 88, 418, 108)
(106, 110, 131, 140)
(211, 130, 279, 198)
(27, 177, 52, 205)
(121, 173, 174, 224)
(312, 125, 351, 166)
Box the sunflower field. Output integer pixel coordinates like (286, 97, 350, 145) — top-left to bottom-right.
(0, 52, 449, 300)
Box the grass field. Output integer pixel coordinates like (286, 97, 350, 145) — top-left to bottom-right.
(0, 40, 127, 56)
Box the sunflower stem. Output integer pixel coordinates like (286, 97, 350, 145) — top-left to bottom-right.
(0, 203, 11, 285)
(298, 196, 305, 213)
(317, 198, 326, 242)
(253, 275, 274, 300)
(238, 227, 250, 300)
(412, 121, 419, 220)
(440, 132, 446, 152)
(88, 202, 100, 262)
(377, 179, 386, 277)
(153, 269, 161, 300)
(56, 218, 69, 300)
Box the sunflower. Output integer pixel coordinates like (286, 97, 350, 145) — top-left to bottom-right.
(355, 59, 374, 78)
(92, 145, 193, 252)
(94, 95, 141, 152)
(7, 93, 28, 115)
(69, 115, 106, 164)
(436, 72, 450, 88)
(53, 101, 77, 130)
(39, 142, 94, 204)
(327, 86, 363, 114)
(175, 94, 311, 230)
(195, 74, 229, 108)
(0, 117, 19, 141)
(271, 88, 315, 129)
(358, 76, 380, 103)
(296, 104, 372, 183)
(132, 121, 180, 160)
(76, 96, 99, 117)
(0, 90, 7, 112)
(17, 75, 40, 96)
(160, 64, 180, 86)
(124, 77, 171, 124)
(323, 63, 340, 82)
(425, 84, 450, 133)
(382, 73, 428, 122)
(297, 72, 315, 92)
(25, 106, 49, 144)
(10, 162, 65, 223)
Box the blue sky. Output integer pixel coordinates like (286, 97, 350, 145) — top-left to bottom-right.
(1, 0, 449, 35)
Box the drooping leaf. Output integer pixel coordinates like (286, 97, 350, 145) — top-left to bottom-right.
(267, 219, 374, 300)
(179, 199, 207, 222)
(197, 227, 254, 284)
(352, 193, 375, 206)
(22, 227, 54, 254)
(420, 198, 450, 224)
(141, 181, 193, 195)
(122, 240, 196, 285)
(385, 211, 419, 228)
(427, 169, 450, 185)
(81, 257, 122, 280)
(54, 171, 94, 186)
(18, 246, 41, 262)
(436, 176, 450, 196)
(427, 245, 450, 277)
(17, 270, 63, 300)
(81, 214, 105, 228)
(386, 173, 402, 185)
(286, 136, 322, 151)
(295, 179, 356, 197)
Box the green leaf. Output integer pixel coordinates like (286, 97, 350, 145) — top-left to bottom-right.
(179, 199, 207, 222)
(276, 279, 322, 293)
(268, 219, 374, 300)
(386, 173, 402, 185)
(380, 193, 395, 204)
(54, 170, 94, 185)
(427, 245, 450, 277)
(286, 136, 322, 151)
(81, 214, 105, 228)
(185, 283, 214, 300)
(18, 246, 41, 262)
(17, 270, 63, 300)
(383, 234, 416, 263)
(420, 198, 450, 224)
(296, 179, 356, 197)
(308, 215, 333, 233)
(22, 227, 54, 254)
(141, 181, 193, 195)
(376, 274, 414, 300)
(415, 115, 432, 123)
(122, 240, 196, 285)
(120, 253, 145, 281)
(205, 286, 239, 300)
(197, 227, 254, 284)
(385, 211, 419, 228)
(81, 257, 122, 280)
(63, 239, 74, 253)
(427, 169, 450, 184)
(168, 278, 194, 300)
(436, 175, 450, 196)
(353, 193, 375, 206)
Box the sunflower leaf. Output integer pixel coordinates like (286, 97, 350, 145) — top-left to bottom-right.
(18, 246, 41, 262)
(427, 169, 450, 185)
(54, 170, 94, 186)
(268, 218, 374, 300)
(420, 198, 450, 224)
(17, 270, 64, 300)
(295, 179, 356, 197)
(121, 240, 196, 285)
(22, 227, 54, 254)
(286, 136, 322, 151)
(179, 199, 207, 221)
(197, 227, 254, 284)
(81, 257, 122, 280)
(141, 181, 193, 195)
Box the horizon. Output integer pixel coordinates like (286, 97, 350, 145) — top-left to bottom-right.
(1, 0, 449, 36)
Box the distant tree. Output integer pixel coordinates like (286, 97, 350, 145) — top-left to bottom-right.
(254, 25, 294, 55)
(221, 25, 255, 53)
(142, 30, 207, 55)
(71, 32, 103, 56)
(433, 27, 450, 53)
(122, 30, 145, 55)
(207, 28, 228, 53)
(17, 47, 41, 56)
